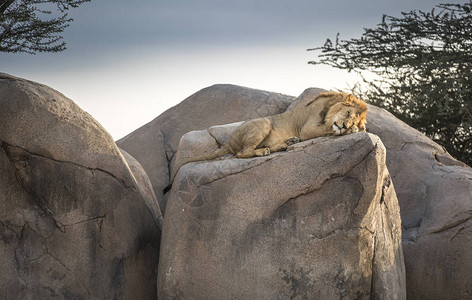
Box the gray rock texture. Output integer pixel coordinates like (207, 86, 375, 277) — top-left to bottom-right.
(290, 88, 472, 299)
(120, 149, 163, 230)
(158, 130, 406, 299)
(116, 84, 295, 213)
(0, 73, 161, 299)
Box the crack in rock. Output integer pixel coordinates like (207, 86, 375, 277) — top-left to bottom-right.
(427, 211, 472, 236)
(63, 214, 107, 227)
(1, 140, 135, 192)
(45, 248, 92, 297)
(206, 129, 224, 148)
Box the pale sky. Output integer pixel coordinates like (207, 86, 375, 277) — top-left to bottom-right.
(0, 0, 458, 140)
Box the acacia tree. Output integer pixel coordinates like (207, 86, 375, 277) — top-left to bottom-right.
(0, 0, 90, 54)
(309, 2, 472, 166)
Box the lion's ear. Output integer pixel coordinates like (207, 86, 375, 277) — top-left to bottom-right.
(343, 94, 356, 106)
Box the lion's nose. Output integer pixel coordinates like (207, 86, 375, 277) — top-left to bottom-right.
(342, 122, 347, 129)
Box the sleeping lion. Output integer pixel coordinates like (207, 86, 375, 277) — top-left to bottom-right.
(169, 91, 367, 185)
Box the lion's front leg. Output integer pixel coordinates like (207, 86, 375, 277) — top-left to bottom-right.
(236, 147, 270, 158)
(268, 136, 300, 153)
(268, 143, 287, 152)
(300, 123, 332, 140)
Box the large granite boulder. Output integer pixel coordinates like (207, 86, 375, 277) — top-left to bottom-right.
(158, 129, 406, 299)
(290, 88, 472, 299)
(116, 84, 295, 213)
(0, 74, 161, 299)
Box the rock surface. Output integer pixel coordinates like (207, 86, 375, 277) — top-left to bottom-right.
(0, 73, 161, 299)
(158, 130, 406, 299)
(116, 84, 295, 213)
(290, 88, 472, 299)
(120, 149, 164, 230)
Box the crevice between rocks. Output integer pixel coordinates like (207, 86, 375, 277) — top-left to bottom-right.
(161, 129, 173, 164)
(370, 178, 390, 298)
(370, 234, 377, 297)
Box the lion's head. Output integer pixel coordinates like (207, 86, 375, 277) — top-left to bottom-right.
(314, 92, 367, 135)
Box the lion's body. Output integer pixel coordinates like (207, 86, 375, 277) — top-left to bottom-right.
(168, 92, 367, 185)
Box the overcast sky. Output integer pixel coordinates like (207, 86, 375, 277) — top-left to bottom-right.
(0, 0, 461, 139)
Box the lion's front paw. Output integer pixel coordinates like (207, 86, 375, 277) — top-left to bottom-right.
(262, 147, 271, 156)
(286, 136, 300, 146)
(344, 125, 359, 134)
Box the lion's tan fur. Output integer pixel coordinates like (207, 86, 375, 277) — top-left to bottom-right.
(169, 92, 367, 185)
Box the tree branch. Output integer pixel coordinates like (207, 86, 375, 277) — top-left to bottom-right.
(0, 0, 15, 16)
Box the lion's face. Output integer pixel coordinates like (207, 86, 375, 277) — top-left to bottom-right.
(325, 99, 367, 136)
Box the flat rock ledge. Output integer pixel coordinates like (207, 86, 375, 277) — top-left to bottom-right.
(158, 131, 406, 299)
